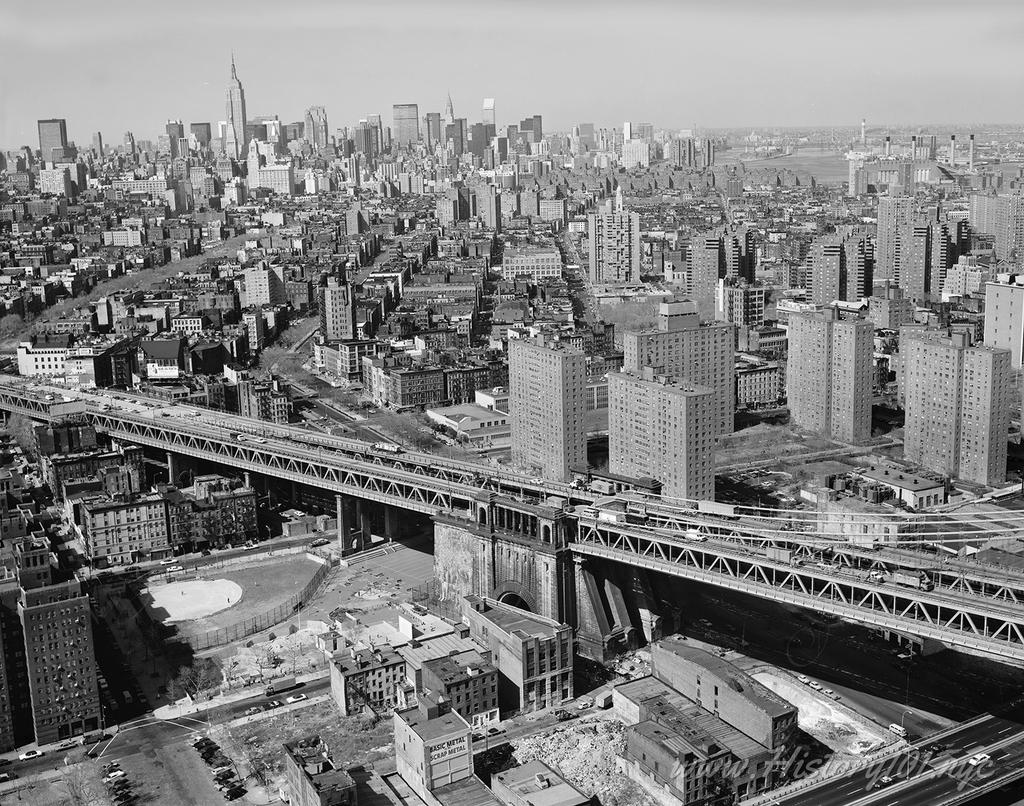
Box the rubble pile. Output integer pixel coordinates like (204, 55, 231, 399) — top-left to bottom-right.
(512, 720, 655, 806)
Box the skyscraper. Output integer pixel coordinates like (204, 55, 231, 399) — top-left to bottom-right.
(984, 275, 1024, 368)
(902, 329, 1010, 485)
(622, 300, 735, 439)
(444, 93, 455, 124)
(508, 339, 586, 482)
(587, 188, 641, 286)
(189, 122, 212, 149)
(787, 309, 872, 444)
(608, 368, 715, 500)
(392, 104, 420, 148)
(425, 112, 442, 149)
(165, 120, 185, 159)
(304, 106, 329, 150)
(224, 55, 248, 159)
(37, 118, 67, 165)
(482, 98, 496, 128)
(876, 195, 915, 281)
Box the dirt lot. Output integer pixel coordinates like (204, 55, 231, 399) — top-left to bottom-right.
(716, 422, 838, 469)
(214, 701, 394, 798)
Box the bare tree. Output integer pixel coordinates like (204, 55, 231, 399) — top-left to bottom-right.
(168, 657, 223, 701)
(59, 762, 102, 806)
(5, 413, 37, 457)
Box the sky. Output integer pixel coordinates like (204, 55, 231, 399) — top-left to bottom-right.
(2, 0, 1022, 150)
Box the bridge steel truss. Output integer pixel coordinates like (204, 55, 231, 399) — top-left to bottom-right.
(574, 515, 1024, 664)
(639, 505, 1024, 610)
(89, 411, 479, 516)
(0, 386, 571, 508)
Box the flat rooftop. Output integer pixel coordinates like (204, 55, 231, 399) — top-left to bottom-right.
(464, 595, 564, 639)
(493, 759, 590, 806)
(396, 706, 468, 741)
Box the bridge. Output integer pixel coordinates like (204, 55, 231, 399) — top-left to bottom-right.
(4, 376, 1024, 665)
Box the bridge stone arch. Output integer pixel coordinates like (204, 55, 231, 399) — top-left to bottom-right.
(492, 580, 536, 612)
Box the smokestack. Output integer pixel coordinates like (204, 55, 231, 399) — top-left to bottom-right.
(949, 135, 956, 166)
(861, 118, 866, 146)
(968, 134, 975, 171)
(884, 136, 891, 157)
(911, 135, 917, 160)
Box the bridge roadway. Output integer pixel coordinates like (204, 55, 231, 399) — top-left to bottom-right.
(619, 496, 1024, 607)
(0, 376, 585, 514)
(7, 377, 1024, 662)
(574, 513, 1024, 663)
(756, 714, 1024, 806)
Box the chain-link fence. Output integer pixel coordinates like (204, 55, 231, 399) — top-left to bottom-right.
(186, 560, 334, 651)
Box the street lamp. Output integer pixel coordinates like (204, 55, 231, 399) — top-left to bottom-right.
(901, 708, 914, 729)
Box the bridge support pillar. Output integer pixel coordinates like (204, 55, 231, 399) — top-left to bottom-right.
(244, 471, 252, 489)
(384, 506, 399, 542)
(166, 451, 179, 485)
(359, 503, 373, 549)
(335, 495, 352, 553)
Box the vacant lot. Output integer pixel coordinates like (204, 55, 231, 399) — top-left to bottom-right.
(215, 700, 394, 798)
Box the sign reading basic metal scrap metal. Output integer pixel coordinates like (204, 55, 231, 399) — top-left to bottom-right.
(429, 736, 468, 763)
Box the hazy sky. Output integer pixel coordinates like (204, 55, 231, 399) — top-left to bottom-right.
(2, 0, 1022, 149)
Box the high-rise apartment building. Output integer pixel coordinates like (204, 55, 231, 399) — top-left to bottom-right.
(895, 224, 931, 301)
(970, 193, 1024, 263)
(984, 275, 1024, 368)
(320, 276, 357, 342)
(224, 56, 248, 159)
(303, 106, 329, 150)
(902, 329, 1010, 485)
(37, 118, 68, 165)
(608, 369, 715, 500)
(621, 139, 650, 169)
(0, 534, 101, 750)
(875, 196, 915, 281)
(587, 188, 641, 286)
(716, 282, 766, 327)
(243, 263, 286, 308)
(786, 309, 872, 444)
(392, 103, 420, 148)
(508, 339, 586, 482)
(622, 300, 735, 439)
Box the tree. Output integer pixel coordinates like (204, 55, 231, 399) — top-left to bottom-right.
(0, 313, 26, 339)
(168, 657, 223, 701)
(59, 761, 102, 806)
(5, 413, 37, 456)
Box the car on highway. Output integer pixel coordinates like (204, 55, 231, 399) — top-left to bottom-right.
(18, 749, 43, 761)
(967, 753, 991, 767)
(871, 775, 895, 789)
(808, 681, 823, 691)
(285, 694, 308, 704)
(797, 675, 810, 684)
(924, 741, 951, 754)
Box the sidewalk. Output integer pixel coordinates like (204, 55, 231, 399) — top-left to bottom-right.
(154, 668, 329, 720)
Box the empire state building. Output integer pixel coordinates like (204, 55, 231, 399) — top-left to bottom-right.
(224, 56, 247, 159)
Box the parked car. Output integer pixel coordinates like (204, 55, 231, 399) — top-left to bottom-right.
(244, 707, 262, 717)
(310, 538, 330, 547)
(285, 694, 308, 704)
(823, 689, 840, 700)
(797, 675, 810, 685)
(18, 749, 43, 761)
(103, 769, 127, 782)
(0, 772, 17, 783)
(808, 681, 823, 691)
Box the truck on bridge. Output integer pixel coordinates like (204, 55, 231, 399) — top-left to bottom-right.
(892, 570, 934, 591)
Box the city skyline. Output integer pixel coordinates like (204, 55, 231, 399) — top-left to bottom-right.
(3, 0, 1023, 148)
